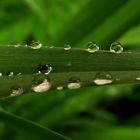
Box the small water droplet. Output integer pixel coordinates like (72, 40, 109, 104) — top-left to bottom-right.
(110, 42, 123, 54)
(30, 41, 42, 49)
(49, 46, 54, 48)
(116, 78, 120, 81)
(67, 62, 72, 67)
(57, 86, 63, 90)
(94, 72, 113, 85)
(64, 44, 71, 50)
(38, 64, 52, 75)
(86, 42, 99, 53)
(67, 77, 81, 89)
(10, 87, 24, 97)
(17, 72, 22, 75)
(14, 44, 20, 47)
(0, 73, 2, 76)
(32, 79, 51, 92)
(136, 77, 140, 80)
(24, 44, 28, 47)
(7, 72, 14, 77)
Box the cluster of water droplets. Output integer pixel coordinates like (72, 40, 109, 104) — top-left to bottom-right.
(4, 41, 132, 96)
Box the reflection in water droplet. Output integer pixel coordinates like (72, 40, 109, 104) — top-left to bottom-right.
(94, 72, 113, 85)
(30, 41, 42, 49)
(10, 87, 24, 97)
(110, 42, 123, 54)
(32, 79, 51, 92)
(86, 42, 99, 53)
(67, 77, 81, 89)
(64, 44, 71, 50)
(57, 86, 63, 90)
(38, 64, 52, 75)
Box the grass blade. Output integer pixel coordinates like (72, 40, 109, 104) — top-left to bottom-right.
(0, 46, 140, 98)
(0, 109, 71, 140)
(77, 0, 140, 49)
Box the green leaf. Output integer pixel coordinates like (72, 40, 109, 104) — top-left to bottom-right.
(0, 17, 33, 44)
(77, 0, 140, 49)
(0, 46, 140, 98)
(53, 0, 127, 46)
(0, 109, 71, 140)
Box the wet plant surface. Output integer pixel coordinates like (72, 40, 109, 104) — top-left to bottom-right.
(0, 0, 140, 140)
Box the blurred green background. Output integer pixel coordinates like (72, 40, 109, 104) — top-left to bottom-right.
(0, 0, 140, 139)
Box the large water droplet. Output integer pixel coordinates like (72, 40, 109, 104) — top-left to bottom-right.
(10, 87, 24, 97)
(32, 79, 51, 92)
(67, 77, 81, 89)
(86, 42, 99, 53)
(64, 44, 71, 50)
(94, 72, 113, 85)
(110, 42, 123, 54)
(30, 41, 42, 49)
(38, 64, 52, 75)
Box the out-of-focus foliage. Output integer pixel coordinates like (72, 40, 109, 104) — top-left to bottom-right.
(0, 0, 140, 140)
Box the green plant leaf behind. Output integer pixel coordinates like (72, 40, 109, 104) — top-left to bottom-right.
(76, 0, 140, 49)
(52, 0, 128, 46)
(0, 109, 71, 140)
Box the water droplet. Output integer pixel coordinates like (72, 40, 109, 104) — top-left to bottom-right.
(38, 64, 52, 75)
(7, 72, 14, 77)
(116, 78, 120, 81)
(64, 44, 71, 50)
(94, 72, 113, 85)
(32, 79, 51, 92)
(57, 86, 63, 90)
(14, 44, 20, 47)
(110, 42, 123, 54)
(67, 77, 81, 89)
(0, 73, 2, 76)
(86, 42, 99, 53)
(24, 44, 28, 47)
(136, 77, 140, 80)
(49, 46, 54, 48)
(30, 41, 42, 49)
(67, 62, 72, 67)
(10, 87, 24, 97)
(17, 72, 22, 75)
